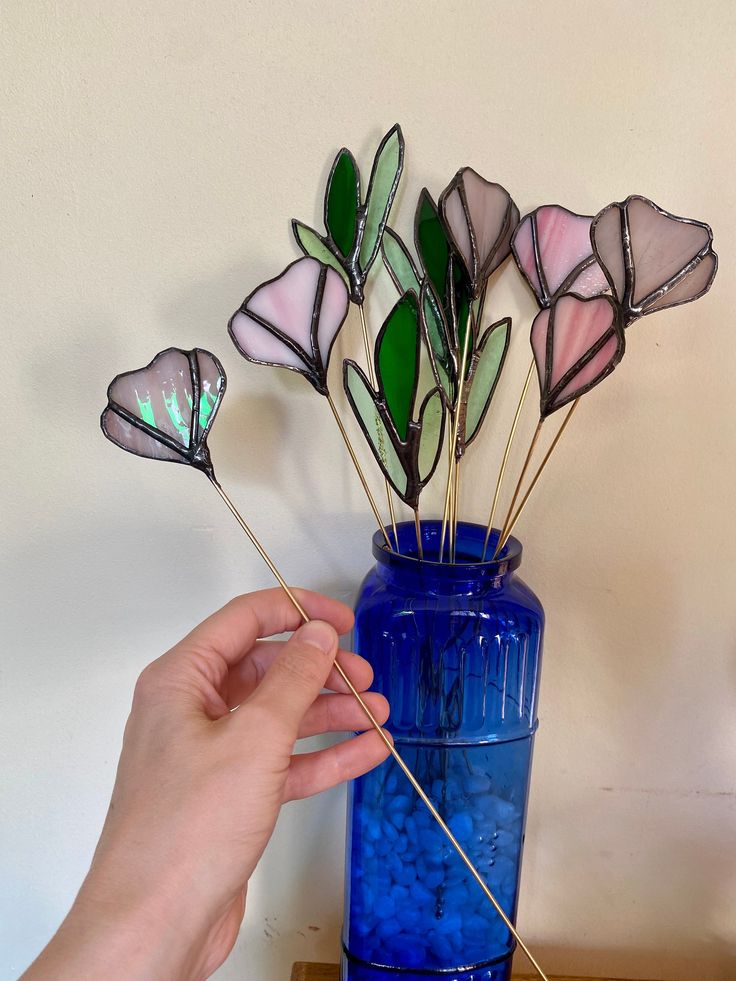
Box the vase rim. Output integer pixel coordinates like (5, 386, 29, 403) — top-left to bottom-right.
(371, 519, 522, 576)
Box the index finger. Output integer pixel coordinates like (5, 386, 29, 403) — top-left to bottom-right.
(174, 587, 354, 667)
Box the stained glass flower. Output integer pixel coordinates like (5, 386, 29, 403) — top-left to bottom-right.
(591, 195, 718, 323)
(439, 167, 520, 298)
(512, 205, 609, 308)
(101, 347, 226, 475)
(531, 294, 625, 417)
(343, 291, 445, 509)
(292, 124, 404, 304)
(228, 256, 350, 396)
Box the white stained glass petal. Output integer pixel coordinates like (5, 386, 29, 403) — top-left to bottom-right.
(645, 250, 717, 314)
(229, 310, 306, 372)
(109, 348, 192, 448)
(316, 266, 350, 367)
(345, 363, 407, 497)
(628, 197, 711, 305)
(548, 295, 615, 390)
(592, 205, 626, 301)
(552, 331, 620, 408)
(418, 390, 444, 482)
(512, 215, 542, 299)
(102, 407, 184, 463)
(247, 257, 321, 353)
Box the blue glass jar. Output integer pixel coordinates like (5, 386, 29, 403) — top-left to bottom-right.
(341, 520, 544, 981)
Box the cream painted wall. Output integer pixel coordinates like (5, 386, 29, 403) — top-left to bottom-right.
(2, 2, 735, 979)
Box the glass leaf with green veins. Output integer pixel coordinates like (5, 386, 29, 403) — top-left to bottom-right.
(464, 317, 511, 447)
(417, 388, 445, 484)
(381, 226, 421, 296)
(325, 149, 360, 259)
(343, 360, 408, 498)
(375, 291, 420, 442)
(358, 124, 405, 276)
(291, 220, 350, 286)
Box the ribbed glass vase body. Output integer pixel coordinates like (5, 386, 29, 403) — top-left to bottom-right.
(341, 521, 544, 981)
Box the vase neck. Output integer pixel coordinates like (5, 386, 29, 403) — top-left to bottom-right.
(372, 520, 522, 595)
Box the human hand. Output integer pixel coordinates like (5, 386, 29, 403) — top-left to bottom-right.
(22, 588, 390, 981)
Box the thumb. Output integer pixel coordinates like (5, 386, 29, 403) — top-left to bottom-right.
(245, 620, 339, 737)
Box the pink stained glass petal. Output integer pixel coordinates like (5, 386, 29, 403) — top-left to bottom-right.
(461, 169, 512, 274)
(552, 331, 621, 408)
(440, 168, 517, 287)
(568, 260, 610, 298)
(513, 206, 609, 308)
(645, 250, 717, 314)
(101, 407, 184, 464)
(627, 197, 710, 305)
(591, 205, 626, 301)
(535, 206, 606, 296)
(512, 215, 542, 298)
(247, 257, 321, 354)
(531, 295, 624, 416)
(101, 347, 226, 472)
(548, 295, 616, 390)
(442, 185, 472, 272)
(229, 310, 306, 372)
(109, 348, 192, 448)
(316, 265, 351, 367)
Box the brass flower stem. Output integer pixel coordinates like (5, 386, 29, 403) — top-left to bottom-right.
(496, 399, 579, 554)
(493, 418, 544, 559)
(482, 360, 534, 560)
(326, 392, 392, 550)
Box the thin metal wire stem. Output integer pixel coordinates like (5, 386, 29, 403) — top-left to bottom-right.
(413, 506, 424, 561)
(493, 418, 544, 560)
(482, 360, 534, 560)
(439, 323, 473, 562)
(359, 303, 399, 551)
(496, 398, 580, 554)
(207, 475, 549, 981)
(325, 392, 392, 550)
(438, 416, 454, 563)
(451, 458, 461, 563)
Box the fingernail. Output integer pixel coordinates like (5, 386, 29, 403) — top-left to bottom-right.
(297, 620, 336, 654)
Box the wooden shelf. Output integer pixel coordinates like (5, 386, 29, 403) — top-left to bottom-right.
(290, 965, 652, 981)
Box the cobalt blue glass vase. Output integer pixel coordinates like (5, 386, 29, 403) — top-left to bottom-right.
(341, 520, 544, 981)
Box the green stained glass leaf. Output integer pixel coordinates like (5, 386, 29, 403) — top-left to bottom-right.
(415, 189, 451, 304)
(420, 279, 454, 401)
(343, 360, 407, 497)
(325, 149, 360, 259)
(291, 220, 350, 286)
(417, 388, 445, 483)
(376, 291, 419, 442)
(382, 227, 420, 296)
(464, 318, 511, 446)
(359, 124, 405, 275)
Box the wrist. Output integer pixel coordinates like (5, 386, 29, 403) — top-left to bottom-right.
(22, 877, 207, 981)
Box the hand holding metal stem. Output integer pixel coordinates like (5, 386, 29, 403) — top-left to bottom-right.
(208, 474, 549, 981)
